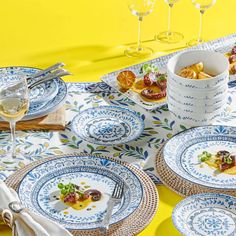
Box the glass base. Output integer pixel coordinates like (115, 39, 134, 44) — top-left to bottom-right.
(124, 46, 153, 58)
(187, 38, 205, 47)
(155, 31, 184, 44)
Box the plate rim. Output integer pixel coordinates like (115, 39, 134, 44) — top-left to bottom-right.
(172, 192, 236, 236)
(17, 153, 144, 230)
(0, 66, 67, 121)
(163, 125, 236, 190)
(71, 105, 145, 145)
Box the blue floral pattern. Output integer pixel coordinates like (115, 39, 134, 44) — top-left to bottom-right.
(18, 154, 143, 230)
(0, 81, 236, 185)
(71, 106, 144, 145)
(164, 125, 236, 189)
(172, 193, 236, 236)
(2, 34, 236, 185)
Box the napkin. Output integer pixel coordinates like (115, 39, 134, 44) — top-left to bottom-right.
(0, 180, 72, 236)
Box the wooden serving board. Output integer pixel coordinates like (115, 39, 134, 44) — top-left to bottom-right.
(0, 107, 66, 131)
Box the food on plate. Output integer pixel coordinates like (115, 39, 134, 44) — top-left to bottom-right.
(229, 54, 236, 64)
(178, 62, 213, 79)
(58, 182, 102, 210)
(226, 45, 236, 75)
(116, 63, 167, 102)
(141, 87, 166, 100)
(117, 70, 136, 90)
(231, 45, 236, 55)
(198, 150, 236, 174)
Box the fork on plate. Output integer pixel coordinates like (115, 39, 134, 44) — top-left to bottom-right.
(100, 182, 124, 233)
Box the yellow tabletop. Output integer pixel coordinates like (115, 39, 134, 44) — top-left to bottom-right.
(0, 0, 234, 235)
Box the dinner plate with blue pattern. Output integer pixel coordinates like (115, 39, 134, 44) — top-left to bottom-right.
(0, 66, 67, 120)
(163, 125, 236, 189)
(0, 66, 58, 104)
(172, 193, 236, 236)
(71, 106, 144, 145)
(17, 154, 144, 230)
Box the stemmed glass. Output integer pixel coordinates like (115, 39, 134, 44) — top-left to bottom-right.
(0, 77, 29, 159)
(125, 0, 156, 58)
(188, 0, 216, 46)
(155, 0, 184, 44)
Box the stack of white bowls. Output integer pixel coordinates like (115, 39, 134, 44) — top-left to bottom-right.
(167, 50, 229, 126)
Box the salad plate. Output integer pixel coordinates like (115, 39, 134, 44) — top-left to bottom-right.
(72, 106, 144, 145)
(17, 154, 143, 230)
(172, 193, 236, 236)
(163, 125, 236, 189)
(0, 66, 67, 120)
(101, 33, 236, 110)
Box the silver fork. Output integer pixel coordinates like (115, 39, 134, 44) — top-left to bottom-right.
(100, 182, 124, 233)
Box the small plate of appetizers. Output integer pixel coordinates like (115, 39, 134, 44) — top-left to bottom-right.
(163, 125, 236, 189)
(101, 63, 168, 110)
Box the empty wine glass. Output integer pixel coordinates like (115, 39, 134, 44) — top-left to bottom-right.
(125, 0, 156, 58)
(0, 77, 29, 159)
(155, 0, 184, 44)
(188, 0, 216, 46)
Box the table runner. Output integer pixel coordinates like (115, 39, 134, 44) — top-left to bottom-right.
(0, 81, 236, 184)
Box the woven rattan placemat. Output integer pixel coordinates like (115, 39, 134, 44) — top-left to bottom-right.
(156, 143, 236, 197)
(5, 153, 159, 236)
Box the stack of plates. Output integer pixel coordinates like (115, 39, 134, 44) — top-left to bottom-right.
(0, 66, 67, 120)
(167, 50, 229, 126)
(6, 153, 158, 235)
(156, 125, 236, 197)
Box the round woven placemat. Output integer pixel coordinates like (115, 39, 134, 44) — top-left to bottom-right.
(5, 153, 159, 236)
(156, 143, 236, 197)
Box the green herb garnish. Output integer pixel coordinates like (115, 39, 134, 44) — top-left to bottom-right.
(198, 151, 212, 162)
(225, 156, 233, 164)
(57, 182, 76, 196)
(156, 74, 167, 82)
(140, 64, 158, 74)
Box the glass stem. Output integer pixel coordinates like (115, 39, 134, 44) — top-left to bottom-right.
(198, 10, 205, 42)
(137, 16, 143, 51)
(167, 4, 174, 35)
(10, 121, 16, 158)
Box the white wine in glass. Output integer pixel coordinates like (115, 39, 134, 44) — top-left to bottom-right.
(0, 78, 29, 159)
(156, 0, 184, 44)
(188, 0, 216, 46)
(125, 0, 156, 58)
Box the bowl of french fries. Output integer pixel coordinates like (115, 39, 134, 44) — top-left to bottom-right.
(166, 50, 229, 126)
(167, 50, 229, 89)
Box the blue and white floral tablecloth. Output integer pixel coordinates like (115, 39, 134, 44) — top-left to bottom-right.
(1, 81, 236, 184)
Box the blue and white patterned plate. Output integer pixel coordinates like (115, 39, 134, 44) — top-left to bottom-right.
(29, 80, 58, 105)
(71, 106, 144, 145)
(17, 154, 143, 230)
(0, 66, 58, 104)
(163, 125, 236, 189)
(172, 193, 236, 236)
(0, 67, 67, 120)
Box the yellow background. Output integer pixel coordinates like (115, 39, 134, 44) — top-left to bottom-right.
(0, 0, 235, 235)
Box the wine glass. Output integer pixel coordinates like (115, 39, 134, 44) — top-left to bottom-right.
(0, 77, 29, 159)
(188, 0, 216, 46)
(155, 0, 184, 44)
(125, 0, 156, 58)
